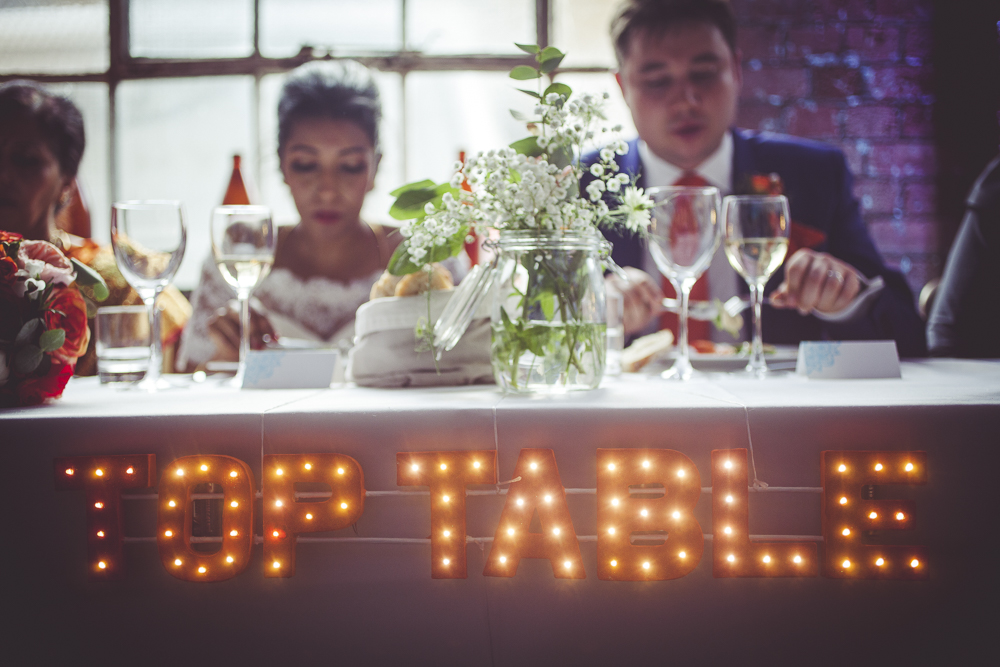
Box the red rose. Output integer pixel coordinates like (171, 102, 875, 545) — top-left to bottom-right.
(45, 287, 91, 364)
(15, 360, 74, 406)
(0, 230, 23, 244)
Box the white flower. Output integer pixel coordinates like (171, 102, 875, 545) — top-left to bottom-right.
(600, 148, 615, 162)
(450, 173, 463, 188)
(424, 202, 436, 215)
(616, 173, 630, 184)
(590, 163, 604, 177)
(606, 178, 621, 193)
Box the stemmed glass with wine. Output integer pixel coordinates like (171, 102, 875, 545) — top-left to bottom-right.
(111, 200, 186, 391)
(722, 195, 791, 378)
(210, 205, 276, 387)
(647, 185, 722, 380)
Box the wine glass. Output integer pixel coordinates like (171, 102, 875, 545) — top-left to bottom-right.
(111, 201, 186, 391)
(647, 186, 722, 380)
(722, 195, 791, 378)
(210, 205, 276, 387)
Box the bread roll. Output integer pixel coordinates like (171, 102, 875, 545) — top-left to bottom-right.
(621, 329, 675, 372)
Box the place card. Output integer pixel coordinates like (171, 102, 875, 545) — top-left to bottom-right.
(795, 341, 901, 379)
(242, 349, 339, 389)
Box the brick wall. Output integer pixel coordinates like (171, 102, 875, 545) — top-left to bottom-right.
(731, 0, 935, 298)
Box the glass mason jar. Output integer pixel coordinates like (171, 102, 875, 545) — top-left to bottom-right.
(490, 229, 610, 393)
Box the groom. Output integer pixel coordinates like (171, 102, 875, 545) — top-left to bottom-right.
(594, 0, 926, 356)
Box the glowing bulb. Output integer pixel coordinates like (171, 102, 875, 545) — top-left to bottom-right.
(552, 527, 561, 536)
(876, 558, 885, 566)
(677, 469, 686, 478)
(164, 530, 173, 537)
(226, 556, 234, 564)
(679, 551, 686, 559)
(230, 530, 238, 537)
(672, 511, 681, 520)
(341, 502, 348, 509)
(306, 513, 313, 520)
(272, 561, 280, 569)
(506, 528, 513, 536)
(175, 469, 184, 477)
(200, 464, 208, 471)
(95, 530, 105, 539)
(65, 468, 74, 476)
(842, 559, 851, 569)
(473, 461, 480, 469)
(443, 558, 451, 565)
(896, 512, 905, 521)
(608, 527, 616, 535)
(724, 460, 733, 469)
(724, 526, 734, 535)
(838, 464, 847, 472)
(869, 511, 878, 519)
(763, 555, 771, 564)
(304, 463, 312, 470)
(839, 496, 848, 505)
(517, 498, 525, 507)
(530, 462, 538, 470)
(272, 530, 280, 538)
(126, 466, 134, 474)
(275, 500, 283, 507)
(544, 495, 553, 503)
(444, 530, 452, 537)
(411, 464, 419, 472)
(168, 500, 176, 507)
(499, 556, 507, 564)
(564, 561, 572, 569)
(337, 467, 345, 475)
(441, 496, 450, 503)
(875, 463, 883, 471)
(911, 559, 920, 568)
(174, 559, 182, 566)
(608, 463, 616, 471)
(610, 560, 618, 567)
(95, 469, 104, 477)
(842, 528, 851, 536)
(640, 509, 649, 517)
(98, 561, 107, 569)
(793, 555, 802, 564)
(94, 502, 103, 509)
(440, 463, 447, 470)
(611, 498, 620, 507)
(725, 495, 734, 504)
(905, 462, 914, 471)
(198, 567, 206, 574)
(642, 562, 650, 570)
(642, 460, 650, 469)
(229, 470, 237, 478)
(727, 554, 735, 563)
(276, 468, 283, 476)
(230, 501, 239, 508)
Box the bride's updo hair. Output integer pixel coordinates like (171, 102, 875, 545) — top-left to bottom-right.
(277, 60, 382, 157)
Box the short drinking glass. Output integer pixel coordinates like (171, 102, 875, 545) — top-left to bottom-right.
(95, 306, 150, 384)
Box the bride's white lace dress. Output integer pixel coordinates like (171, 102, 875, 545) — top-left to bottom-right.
(177, 254, 381, 369)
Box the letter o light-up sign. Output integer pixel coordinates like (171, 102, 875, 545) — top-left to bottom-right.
(157, 455, 255, 582)
(264, 454, 365, 578)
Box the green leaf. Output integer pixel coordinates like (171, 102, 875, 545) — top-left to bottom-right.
(539, 54, 565, 73)
(13, 344, 43, 374)
(389, 179, 436, 198)
(69, 258, 109, 303)
(510, 109, 531, 122)
(543, 82, 572, 99)
(387, 226, 468, 276)
(509, 65, 541, 81)
(516, 88, 542, 99)
(84, 295, 98, 319)
(389, 187, 440, 221)
(39, 328, 65, 353)
(538, 291, 555, 320)
(538, 46, 565, 63)
(509, 136, 544, 157)
(15, 318, 44, 346)
(515, 43, 539, 54)
(91, 281, 110, 302)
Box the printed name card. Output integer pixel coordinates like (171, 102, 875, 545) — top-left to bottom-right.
(796, 341, 901, 379)
(243, 349, 339, 389)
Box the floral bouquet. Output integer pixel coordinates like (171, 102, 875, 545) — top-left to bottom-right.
(384, 45, 655, 391)
(0, 231, 107, 407)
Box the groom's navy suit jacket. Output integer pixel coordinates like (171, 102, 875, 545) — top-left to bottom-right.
(592, 129, 927, 357)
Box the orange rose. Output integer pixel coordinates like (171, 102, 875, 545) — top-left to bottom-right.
(45, 287, 91, 364)
(14, 360, 74, 406)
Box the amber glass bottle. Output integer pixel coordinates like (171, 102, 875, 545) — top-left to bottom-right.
(222, 155, 252, 205)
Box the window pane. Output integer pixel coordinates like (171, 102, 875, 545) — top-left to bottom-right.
(116, 77, 255, 290)
(130, 0, 253, 58)
(46, 82, 111, 244)
(259, 0, 402, 58)
(553, 0, 618, 68)
(0, 0, 108, 74)
(257, 69, 404, 229)
(407, 0, 533, 54)
(405, 71, 528, 185)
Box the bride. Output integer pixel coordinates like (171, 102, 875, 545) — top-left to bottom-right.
(178, 60, 399, 369)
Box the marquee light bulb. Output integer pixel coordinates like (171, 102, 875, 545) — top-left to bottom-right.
(337, 468, 345, 475)
(610, 560, 618, 567)
(231, 501, 239, 508)
(272, 561, 280, 569)
(642, 460, 650, 469)
(544, 495, 553, 503)
(517, 498, 525, 507)
(95, 469, 104, 477)
(564, 561, 572, 569)
(98, 561, 107, 569)
(763, 555, 771, 563)
(640, 509, 648, 517)
(896, 512, 905, 521)
(724, 460, 733, 469)
(200, 464, 208, 472)
(911, 559, 920, 568)
(175, 469, 184, 477)
(905, 463, 914, 471)
(306, 513, 313, 520)
(443, 558, 451, 565)
(793, 555, 802, 564)
(842, 559, 851, 569)
(275, 500, 283, 507)
(870, 511, 878, 519)
(442, 496, 450, 503)
(473, 461, 481, 469)
(875, 463, 883, 471)
(677, 469, 686, 478)
(94, 502, 103, 509)
(723, 526, 733, 535)
(226, 556, 234, 564)
(440, 463, 447, 471)
(230, 530, 238, 537)
(174, 559, 182, 566)
(506, 528, 513, 536)
(305, 463, 312, 470)
(842, 528, 851, 536)
(65, 468, 74, 476)
(198, 567, 206, 574)
(272, 530, 280, 538)
(341, 502, 349, 509)
(642, 562, 650, 570)
(444, 530, 452, 537)
(168, 500, 176, 507)
(876, 558, 885, 566)
(679, 551, 686, 559)
(608, 463, 616, 471)
(608, 527, 615, 535)
(96, 531, 104, 538)
(530, 462, 538, 470)
(725, 495, 733, 504)
(499, 556, 507, 564)
(611, 498, 620, 507)
(838, 464, 847, 472)
(727, 554, 735, 563)
(552, 527, 561, 536)
(164, 530, 173, 537)
(229, 470, 237, 478)
(839, 496, 848, 505)
(672, 511, 681, 520)
(411, 464, 419, 472)
(276, 468, 284, 476)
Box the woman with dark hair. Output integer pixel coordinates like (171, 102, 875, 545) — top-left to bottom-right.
(178, 60, 400, 369)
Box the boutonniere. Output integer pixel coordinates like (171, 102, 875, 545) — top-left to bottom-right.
(737, 173, 826, 255)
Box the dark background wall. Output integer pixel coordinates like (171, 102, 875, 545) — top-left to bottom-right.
(728, 0, 1000, 299)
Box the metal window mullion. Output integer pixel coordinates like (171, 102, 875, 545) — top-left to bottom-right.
(536, 0, 550, 49)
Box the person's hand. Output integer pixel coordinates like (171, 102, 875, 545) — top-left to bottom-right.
(771, 249, 862, 315)
(206, 302, 277, 362)
(606, 267, 663, 336)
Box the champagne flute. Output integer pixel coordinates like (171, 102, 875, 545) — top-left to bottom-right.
(210, 205, 276, 387)
(722, 195, 791, 377)
(647, 185, 722, 380)
(111, 201, 186, 391)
